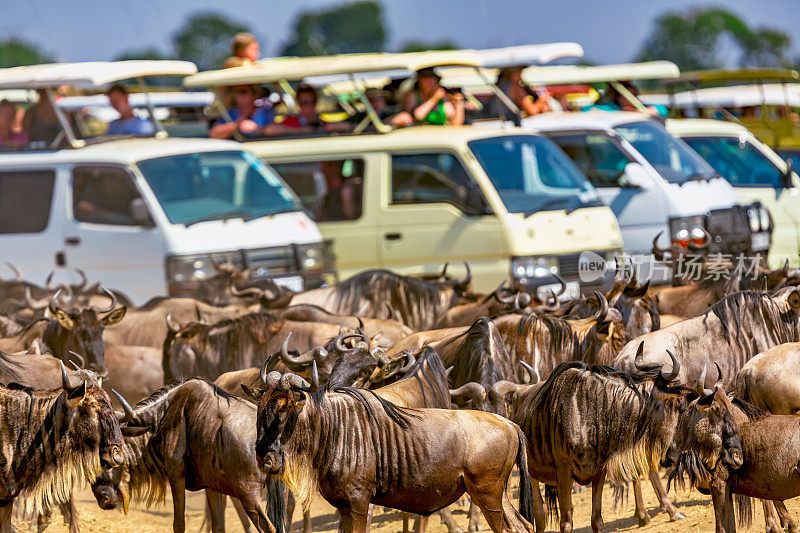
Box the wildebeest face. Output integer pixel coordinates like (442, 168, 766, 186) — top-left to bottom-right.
(91, 465, 127, 511)
(51, 306, 126, 377)
(253, 389, 296, 475)
(327, 345, 390, 388)
(70, 383, 126, 469)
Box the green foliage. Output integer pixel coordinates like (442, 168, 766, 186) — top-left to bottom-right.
(398, 40, 458, 53)
(280, 0, 386, 56)
(0, 38, 52, 68)
(636, 7, 793, 70)
(114, 47, 171, 61)
(172, 11, 251, 71)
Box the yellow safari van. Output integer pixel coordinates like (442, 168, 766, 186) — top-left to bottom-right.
(184, 50, 623, 296)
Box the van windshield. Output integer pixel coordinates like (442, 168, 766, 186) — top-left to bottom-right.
(468, 135, 601, 215)
(681, 136, 783, 188)
(136, 151, 300, 226)
(613, 121, 717, 183)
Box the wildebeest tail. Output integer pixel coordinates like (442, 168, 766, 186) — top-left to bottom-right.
(515, 426, 536, 525)
(267, 477, 286, 533)
(544, 484, 559, 524)
(735, 493, 753, 529)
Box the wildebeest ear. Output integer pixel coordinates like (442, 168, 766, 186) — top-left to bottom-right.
(595, 319, 614, 342)
(788, 289, 800, 311)
(101, 306, 127, 326)
(122, 425, 150, 437)
(67, 381, 87, 400)
(241, 384, 262, 401)
(54, 310, 75, 331)
(625, 281, 650, 298)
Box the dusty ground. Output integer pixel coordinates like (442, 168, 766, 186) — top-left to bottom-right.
(11, 475, 798, 533)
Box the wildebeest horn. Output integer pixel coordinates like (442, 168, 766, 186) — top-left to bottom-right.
(695, 364, 714, 397)
(209, 255, 222, 271)
(25, 288, 49, 310)
(70, 269, 88, 292)
(663, 350, 680, 381)
(514, 292, 532, 309)
(397, 351, 416, 373)
(48, 288, 64, 315)
(45, 271, 55, 289)
(68, 351, 85, 369)
(4, 263, 21, 282)
(335, 332, 366, 352)
(112, 389, 136, 422)
(687, 229, 713, 251)
(493, 281, 515, 304)
(713, 361, 723, 387)
(60, 360, 83, 390)
(491, 380, 523, 401)
(541, 290, 560, 312)
(634, 341, 646, 370)
(439, 262, 449, 280)
(280, 373, 311, 392)
(449, 382, 486, 404)
(165, 311, 180, 333)
(277, 332, 311, 366)
(309, 360, 319, 393)
(592, 291, 608, 323)
(262, 368, 281, 388)
(458, 262, 472, 288)
(230, 285, 263, 299)
(652, 231, 670, 261)
(519, 360, 539, 384)
(553, 274, 567, 296)
(96, 288, 117, 313)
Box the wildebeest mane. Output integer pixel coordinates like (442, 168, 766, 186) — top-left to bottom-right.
(320, 387, 418, 430)
(390, 347, 450, 408)
(437, 317, 506, 388)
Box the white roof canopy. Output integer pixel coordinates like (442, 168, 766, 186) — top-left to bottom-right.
(476, 43, 584, 69)
(0, 60, 198, 90)
(640, 84, 800, 109)
(522, 61, 680, 85)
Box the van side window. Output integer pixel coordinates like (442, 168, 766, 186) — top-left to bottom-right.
(271, 159, 364, 221)
(391, 153, 488, 215)
(0, 170, 55, 234)
(547, 133, 632, 187)
(73, 166, 150, 226)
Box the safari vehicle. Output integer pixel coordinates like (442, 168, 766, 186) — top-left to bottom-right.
(184, 50, 624, 297)
(665, 118, 800, 266)
(645, 69, 800, 165)
(0, 61, 330, 303)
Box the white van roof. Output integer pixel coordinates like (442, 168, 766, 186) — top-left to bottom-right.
(0, 60, 198, 89)
(640, 84, 800, 109)
(522, 61, 680, 85)
(522, 111, 654, 132)
(664, 117, 752, 137)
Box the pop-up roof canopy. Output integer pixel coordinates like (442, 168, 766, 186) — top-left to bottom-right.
(640, 84, 800, 109)
(666, 68, 800, 85)
(0, 60, 197, 89)
(521, 60, 680, 85)
(476, 42, 584, 69)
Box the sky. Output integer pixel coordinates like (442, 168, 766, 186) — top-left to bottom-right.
(2, 0, 799, 65)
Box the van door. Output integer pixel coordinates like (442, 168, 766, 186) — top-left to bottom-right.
(0, 168, 63, 283)
(682, 135, 800, 266)
(546, 131, 668, 257)
(270, 155, 379, 279)
(380, 152, 503, 289)
(62, 165, 166, 302)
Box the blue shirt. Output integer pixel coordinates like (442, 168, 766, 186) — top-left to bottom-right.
(107, 116, 155, 136)
(214, 106, 275, 138)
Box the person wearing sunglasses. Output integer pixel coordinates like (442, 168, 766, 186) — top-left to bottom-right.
(210, 84, 274, 139)
(276, 85, 350, 134)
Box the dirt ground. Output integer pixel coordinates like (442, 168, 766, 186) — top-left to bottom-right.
(11, 475, 798, 533)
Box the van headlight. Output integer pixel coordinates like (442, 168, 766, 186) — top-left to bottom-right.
(296, 243, 324, 272)
(747, 205, 771, 232)
(511, 256, 559, 280)
(166, 253, 238, 294)
(669, 216, 706, 247)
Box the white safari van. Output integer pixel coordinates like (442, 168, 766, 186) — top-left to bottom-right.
(0, 61, 330, 303)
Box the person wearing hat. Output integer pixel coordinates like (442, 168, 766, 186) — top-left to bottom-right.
(496, 66, 551, 118)
(398, 68, 464, 126)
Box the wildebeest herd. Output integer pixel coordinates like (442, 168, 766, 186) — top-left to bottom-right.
(1, 251, 800, 533)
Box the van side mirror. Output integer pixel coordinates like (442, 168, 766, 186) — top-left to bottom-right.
(130, 198, 154, 227)
(783, 158, 796, 189)
(621, 162, 652, 189)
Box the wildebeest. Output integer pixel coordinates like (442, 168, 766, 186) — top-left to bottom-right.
(733, 342, 800, 414)
(250, 368, 536, 533)
(287, 266, 474, 331)
(0, 313, 21, 337)
(0, 288, 126, 375)
(508, 351, 683, 533)
(0, 365, 128, 531)
(89, 380, 283, 533)
(614, 288, 800, 387)
(277, 304, 412, 347)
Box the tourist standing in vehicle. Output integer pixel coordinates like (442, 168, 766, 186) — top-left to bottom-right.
(397, 68, 465, 126)
(106, 85, 156, 136)
(22, 89, 63, 147)
(0, 100, 27, 148)
(276, 85, 350, 133)
(222, 32, 261, 69)
(582, 81, 665, 117)
(496, 66, 551, 118)
(209, 84, 274, 139)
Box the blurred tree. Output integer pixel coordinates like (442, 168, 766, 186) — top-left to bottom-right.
(114, 47, 170, 61)
(173, 12, 251, 70)
(636, 7, 792, 70)
(280, 1, 386, 56)
(0, 38, 52, 68)
(399, 40, 458, 53)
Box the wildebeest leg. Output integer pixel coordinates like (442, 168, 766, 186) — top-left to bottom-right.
(631, 479, 649, 527)
(590, 470, 606, 533)
(347, 503, 370, 533)
(402, 512, 410, 533)
(555, 467, 575, 533)
(648, 470, 684, 521)
(775, 500, 799, 533)
(63, 493, 78, 533)
(530, 480, 546, 533)
(36, 509, 52, 532)
(0, 503, 14, 533)
(240, 493, 277, 533)
(205, 490, 228, 533)
(231, 497, 257, 533)
(170, 477, 187, 533)
(709, 479, 735, 533)
(762, 500, 782, 533)
(414, 515, 428, 533)
(285, 490, 295, 533)
(303, 510, 312, 533)
(467, 501, 480, 532)
(440, 507, 464, 533)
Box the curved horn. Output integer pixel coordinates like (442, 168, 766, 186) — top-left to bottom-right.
(280, 373, 311, 392)
(96, 288, 117, 313)
(662, 350, 680, 381)
(45, 271, 55, 290)
(652, 231, 671, 261)
(634, 341, 646, 371)
(695, 364, 713, 396)
(48, 288, 64, 315)
(165, 311, 181, 333)
(25, 288, 49, 310)
(277, 333, 315, 367)
(458, 262, 472, 288)
(553, 274, 568, 297)
(309, 360, 319, 393)
(493, 281, 515, 304)
(713, 361, 724, 388)
(261, 352, 280, 385)
(397, 351, 416, 374)
(60, 360, 83, 390)
(112, 389, 136, 423)
(68, 351, 85, 369)
(230, 285, 264, 299)
(541, 290, 560, 312)
(687, 229, 713, 251)
(490, 380, 523, 401)
(4, 263, 21, 282)
(335, 332, 366, 353)
(515, 292, 532, 309)
(519, 360, 539, 384)
(449, 382, 486, 404)
(592, 291, 609, 323)
(70, 269, 88, 292)
(439, 262, 449, 280)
